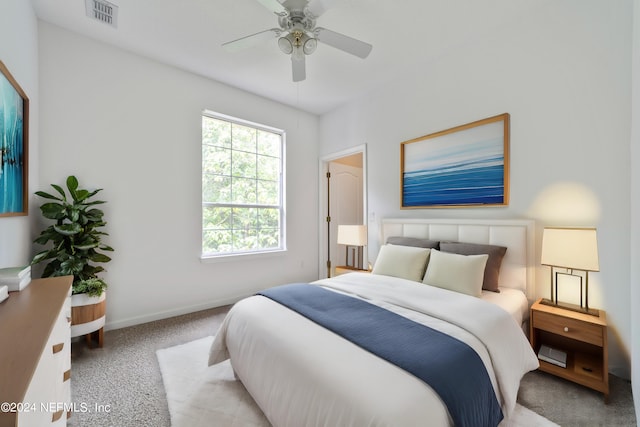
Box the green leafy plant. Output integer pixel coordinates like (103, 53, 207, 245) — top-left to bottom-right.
(31, 176, 114, 296)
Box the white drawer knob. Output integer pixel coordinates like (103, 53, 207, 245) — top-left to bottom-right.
(564, 327, 569, 332)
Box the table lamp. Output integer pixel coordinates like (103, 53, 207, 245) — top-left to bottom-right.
(337, 225, 367, 270)
(540, 227, 600, 316)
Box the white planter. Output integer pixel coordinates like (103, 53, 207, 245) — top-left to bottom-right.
(70, 292, 106, 341)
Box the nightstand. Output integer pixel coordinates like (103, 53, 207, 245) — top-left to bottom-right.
(334, 266, 370, 276)
(530, 298, 609, 402)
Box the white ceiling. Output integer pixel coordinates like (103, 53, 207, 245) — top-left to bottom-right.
(31, 0, 542, 115)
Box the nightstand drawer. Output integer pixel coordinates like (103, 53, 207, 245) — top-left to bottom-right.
(532, 310, 603, 346)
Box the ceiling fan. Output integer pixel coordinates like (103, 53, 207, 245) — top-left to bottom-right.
(222, 0, 373, 82)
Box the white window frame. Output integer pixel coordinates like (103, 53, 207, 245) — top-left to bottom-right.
(201, 110, 286, 260)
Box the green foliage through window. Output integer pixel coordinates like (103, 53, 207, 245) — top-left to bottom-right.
(202, 113, 284, 256)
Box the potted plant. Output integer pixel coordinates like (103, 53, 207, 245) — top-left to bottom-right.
(31, 175, 114, 347)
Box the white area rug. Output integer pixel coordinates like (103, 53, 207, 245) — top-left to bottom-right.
(157, 336, 559, 427)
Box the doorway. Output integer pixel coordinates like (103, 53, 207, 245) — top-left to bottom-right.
(319, 145, 367, 279)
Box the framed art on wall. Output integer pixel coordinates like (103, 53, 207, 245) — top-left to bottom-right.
(401, 113, 509, 209)
(0, 61, 29, 217)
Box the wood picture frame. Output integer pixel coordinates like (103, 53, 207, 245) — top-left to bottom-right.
(0, 60, 29, 217)
(401, 113, 509, 209)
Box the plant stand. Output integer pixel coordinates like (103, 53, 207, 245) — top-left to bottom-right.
(71, 292, 106, 348)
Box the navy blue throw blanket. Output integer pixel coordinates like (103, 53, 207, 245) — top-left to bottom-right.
(258, 284, 503, 427)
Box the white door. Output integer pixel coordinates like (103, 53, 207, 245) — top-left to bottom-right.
(329, 160, 363, 275)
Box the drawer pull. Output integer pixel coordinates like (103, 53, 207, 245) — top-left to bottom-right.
(52, 343, 64, 354)
(564, 327, 569, 332)
(64, 369, 71, 382)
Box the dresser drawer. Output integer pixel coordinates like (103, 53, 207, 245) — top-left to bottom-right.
(532, 310, 603, 346)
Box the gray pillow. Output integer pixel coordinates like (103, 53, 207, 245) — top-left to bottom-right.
(439, 242, 507, 292)
(386, 236, 440, 249)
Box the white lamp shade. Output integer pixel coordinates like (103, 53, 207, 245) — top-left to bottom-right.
(337, 225, 367, 246)
(541, 227, 599, 271)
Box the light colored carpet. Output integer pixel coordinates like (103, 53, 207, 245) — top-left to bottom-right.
(157, 336, 559, 427)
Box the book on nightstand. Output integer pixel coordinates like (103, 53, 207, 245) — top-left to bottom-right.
(0, 266, 31, 292)
(538, 344, 567, 368)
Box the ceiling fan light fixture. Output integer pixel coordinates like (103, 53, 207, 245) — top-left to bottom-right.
(278, 36, 293, 54)
(303, 37, 317, 55)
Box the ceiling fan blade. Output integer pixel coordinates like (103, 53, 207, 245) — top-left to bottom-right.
(292, 56, 306, 82)
(305, 0, 339, 18)
(222, 28, 281, 52)
(255, 0, 287, 15)
(315, 27, 372, 59)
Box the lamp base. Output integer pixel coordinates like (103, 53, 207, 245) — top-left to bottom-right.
(539, 298, 600, 317)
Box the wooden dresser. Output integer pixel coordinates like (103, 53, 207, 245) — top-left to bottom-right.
(0, 276, 72, 427)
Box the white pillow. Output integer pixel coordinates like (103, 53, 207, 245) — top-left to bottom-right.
(422, 249, 489, 297)
(372, 245, 431, 282)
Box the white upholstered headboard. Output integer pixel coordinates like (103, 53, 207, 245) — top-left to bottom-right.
(380, 218, 536, 301)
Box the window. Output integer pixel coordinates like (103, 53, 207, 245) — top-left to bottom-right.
(201, 111, 285, 257)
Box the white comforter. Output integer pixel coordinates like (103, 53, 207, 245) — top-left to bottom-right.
(209, 273, 539, 426)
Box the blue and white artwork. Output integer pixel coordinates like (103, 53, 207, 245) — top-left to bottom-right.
(402, 115, 508, 207)
(0, 65, 26, 215)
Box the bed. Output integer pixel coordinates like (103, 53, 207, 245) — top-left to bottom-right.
(209, 218, 539, 426)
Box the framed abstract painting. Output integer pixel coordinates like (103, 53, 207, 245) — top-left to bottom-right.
(401, 113, 509, 208)
(0, 61, 29, 217)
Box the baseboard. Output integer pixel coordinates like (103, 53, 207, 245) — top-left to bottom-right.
(103, 293, 250, 331)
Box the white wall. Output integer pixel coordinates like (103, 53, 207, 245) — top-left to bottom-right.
(38, 22, 320, 329)
(0, 0, 39, 268)
(630, 0, 640, 416)
(319, 0, 633, 378)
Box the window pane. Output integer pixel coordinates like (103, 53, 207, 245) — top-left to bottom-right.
(233, 228, 258, 251)
(232, 177, 257, 204)
(232, 150, 257, 179)
(259, 228, 280, 249)
(203, 174, 231, 203)
(232, 207, 258, 229)
(203, 229, 233, 253)
(258, 208, 280, 228)
(257, 154, 279, 181)
(203, 145, 231, 175)
(257, 179, 279, 205)
(232, 124, 257, 152)
(203, 117, 231, 148)
(257, 130, 281, 157)
(203, 206, 232, 230)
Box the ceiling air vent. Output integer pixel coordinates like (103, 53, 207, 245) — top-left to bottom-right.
(85, 0, 118, 28)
